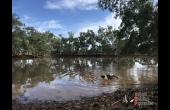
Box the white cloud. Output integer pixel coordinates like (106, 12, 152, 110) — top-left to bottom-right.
(12, 6, 20, 11)
(23, 15, 32, 20)
(19, 13, 121, 37)
(21, 15, 36, 23)
(40, 20, 64, 28)
(12, 7, 18, 10)
(19, 14, 69, 36)
(44, 0, 98, 10)
(75, 13, 122, 36)
(22, 18, 66, 33)
(34, 20, 66, 32)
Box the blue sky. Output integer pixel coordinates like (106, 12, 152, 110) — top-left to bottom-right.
(12, 0, 122, 37)
(12, 0, 157, 37)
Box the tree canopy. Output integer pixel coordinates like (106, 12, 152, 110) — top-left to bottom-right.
(12, 13, 120, 56)
(97, 0, 158, 56)
(12, 0, 158, 58)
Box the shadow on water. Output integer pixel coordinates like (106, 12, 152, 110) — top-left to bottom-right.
(12, 56, 158, 103)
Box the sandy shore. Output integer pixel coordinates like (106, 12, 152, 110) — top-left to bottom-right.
(12, 82, 158, 110)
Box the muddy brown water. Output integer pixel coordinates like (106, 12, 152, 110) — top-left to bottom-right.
(12, 56, 158, 103)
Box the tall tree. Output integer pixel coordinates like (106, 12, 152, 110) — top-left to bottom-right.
(72, 37, 80, 55)
(12, 13, 24, 56)
(97, 0, 158, 56)
(86, 29, 97, 55)
(68, 31, 74, 55)
(79, 32, 87, 55)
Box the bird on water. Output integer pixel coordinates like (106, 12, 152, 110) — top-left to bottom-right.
(101, 74, 118, 80)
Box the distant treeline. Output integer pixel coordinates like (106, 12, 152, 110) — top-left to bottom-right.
(12, 0, 158, 57)
(12, 13, 119, 56)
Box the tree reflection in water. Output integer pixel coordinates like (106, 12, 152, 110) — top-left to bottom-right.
(12, 56, 158, 101)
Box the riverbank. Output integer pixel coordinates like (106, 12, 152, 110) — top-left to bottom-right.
(12, 55, 158, 60)
(12, 82, 158, 110)
(12, 55, 117, 59)
(12, 55, 52, 59)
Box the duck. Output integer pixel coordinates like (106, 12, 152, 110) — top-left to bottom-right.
(101, 74, 118, 80)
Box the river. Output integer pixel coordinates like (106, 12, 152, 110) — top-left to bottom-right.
(12, 56, 158, 103)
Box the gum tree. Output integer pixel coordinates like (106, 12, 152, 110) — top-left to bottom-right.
(97, 0, 158, 56)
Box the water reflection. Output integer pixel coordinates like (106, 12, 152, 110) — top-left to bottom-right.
(12, 56, 158, 102)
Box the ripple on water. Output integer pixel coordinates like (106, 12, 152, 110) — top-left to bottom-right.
(12, 57, 158, 103)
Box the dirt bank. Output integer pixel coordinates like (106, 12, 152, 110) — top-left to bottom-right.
(12, 83, 158, 110)
(12, 55, 117, 59)
(12, 55, 53, 59)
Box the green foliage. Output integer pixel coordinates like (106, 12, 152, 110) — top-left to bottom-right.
(12, 13, 121, 56)
(97, 0, 158, 56)
(12, 4, 157, 57)
(12, 13, 56, 56)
